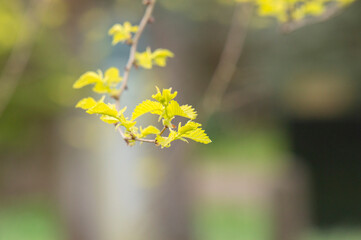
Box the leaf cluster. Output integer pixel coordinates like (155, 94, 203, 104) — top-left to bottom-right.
(236, 0, 355, 22)
(75, 87, 211, 147)
(73, 2, 211, 148)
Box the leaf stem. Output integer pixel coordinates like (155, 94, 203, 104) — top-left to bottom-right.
(159, 126, 167, 136)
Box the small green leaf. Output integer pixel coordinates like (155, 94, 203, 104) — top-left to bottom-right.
(135, 48, 174, 69)
(75, 97, 97, 110)
(166, 100, 196, 119)
(180, 125, 211, 144)
(93, 82, 110, 93)
(100, 115, 120, 124)
(152, 87, 177, 106)
(73, 72, 101, 89)
(109, 21, 138, 45)
(140, 125, 160, 138)
(132, 100, 163, 120)
(180, 105, 197, 120)
(156, 130, 178, 148)
(152, 49, 174, 67)
(120, 119, 137, 131)
(73, 67, 122, 95)
(177, 121, 201, 135)
(86, 102, 119, 119)
(104, 67, 122, 85)
(135, 47, 153, 69)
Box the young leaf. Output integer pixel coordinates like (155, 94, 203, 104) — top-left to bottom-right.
(180, 105, 197, 120)
(180, 126, 211, 144)
(166, 101, 195, 119)
(86, 102, 119, 119)
(108, 21, 138, 45)
(120, 119, 137, 131)
(135, 47, 153, 69)
(135, 48, 174, 69)
(152, 49, 174, 67)
(132, 100, 163, 120)
(104, 67, 122, 85)
(75, 97, 97, 110)
(152, 87, 177, 106)
(140, 125, 160, 138)
(156, 131, 178, 148)
(73, 72, 101, 89)
(100, 115, 120, 124)
(93, 82, 111, 93)
(73, 68, 122, 95)
(177, 121, 201, 135)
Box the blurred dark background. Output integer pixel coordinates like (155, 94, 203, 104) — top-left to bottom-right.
(0, 0, 361, 239)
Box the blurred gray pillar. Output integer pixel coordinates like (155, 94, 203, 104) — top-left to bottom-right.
(150, 8, 197, 240)
(154, 146, 192, 240)
(56, 107, 153, 240)
(273, 160, 310, 240)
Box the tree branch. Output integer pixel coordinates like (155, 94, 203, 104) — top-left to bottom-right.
(281, 4, 342, 33)
(114, 0, 157, 145)
(117, 0, 156, 98)
(202, 4, 253, 119)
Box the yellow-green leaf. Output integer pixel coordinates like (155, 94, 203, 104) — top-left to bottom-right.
(120, 119, 137, 131)
(135, 48, 174, 69)
(104, 67, 122, 85)
(181, 105, 197, 120)
(152, 49, 174, 67)
(73, 67, 122, 95)
(75, 97, 97, 110)
(93, 81, 110, 93)
(132, 100, 163, 120)
(108, 22, 138, 45)
(86, 102, 119, 118)
(73, 71, 101, 89)
(177, 121, 201, 135)
(100, 115, 120, 124)
(181, 127, 212, 144)
(140, 125, 160, 138)
(166, 101, 195, 119)
(156, 131, 178, 148)
(152, 87, 177, 106)
(166, 100, 184, 119)
(135, 48, 153, 69)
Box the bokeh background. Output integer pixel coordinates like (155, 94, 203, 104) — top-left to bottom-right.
(1, 0, 361, 240)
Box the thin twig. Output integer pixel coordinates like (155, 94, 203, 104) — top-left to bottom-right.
(130, 137, 156, 143)
(116, 125, 156, 144)
(159, 126, 167, 136)
(114, 0, 157, 145)
(202, 4, 253, 119)
(281, 4, 342, 33)
(117, 0, 156, 97)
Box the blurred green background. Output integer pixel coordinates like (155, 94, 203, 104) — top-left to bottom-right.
(1, 0, 361, 240)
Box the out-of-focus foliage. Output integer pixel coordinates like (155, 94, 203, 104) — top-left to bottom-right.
(0, 201, 65, 240)
(0, 0, 75, 152)
(235, 0, 355, 22)
(158, 0, 233, 22)
(0, 1, 22, 53)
